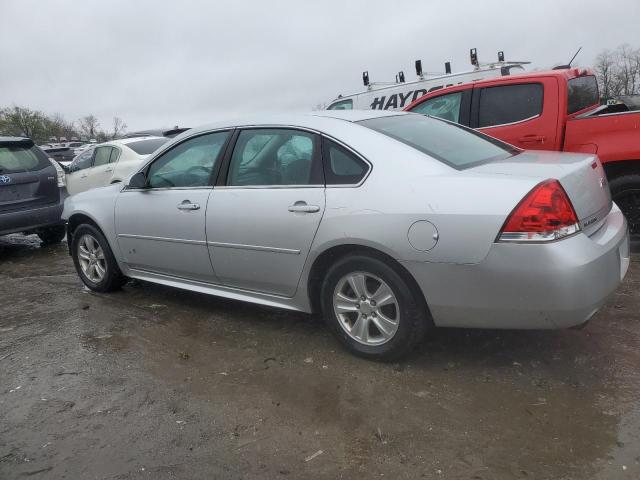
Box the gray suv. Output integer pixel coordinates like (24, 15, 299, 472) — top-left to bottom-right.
(0, 137, 67, 243)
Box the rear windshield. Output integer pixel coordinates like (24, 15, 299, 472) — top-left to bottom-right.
(0, 142, 51, 173)
(126, 138, 168, 155)
(357, 114, 517, 169)
(567, 75, 599, 114)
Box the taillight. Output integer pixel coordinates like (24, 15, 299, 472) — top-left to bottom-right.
(49, 158, 66, 187)
(498, 179, 580, 242)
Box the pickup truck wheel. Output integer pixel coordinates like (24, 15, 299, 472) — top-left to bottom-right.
(609, 174, 640, 234)
(37, 225, 66, 244)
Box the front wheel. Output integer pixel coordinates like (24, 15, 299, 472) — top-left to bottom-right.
(320, 255, 430, 360)
(71, 224, 126, 292)
(609, 174, 640, 235)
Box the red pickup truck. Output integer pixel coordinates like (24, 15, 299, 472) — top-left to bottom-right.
(403, 68, 640, 233)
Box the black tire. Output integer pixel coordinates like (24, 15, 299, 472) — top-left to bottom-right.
(71, 224, 126, 292)
(37, 225, 66, 244)
(609, 174, 640, 235)
(320, 254, 430, 360)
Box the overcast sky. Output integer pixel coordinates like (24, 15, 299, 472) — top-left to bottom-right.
(1, 0, 639, 131)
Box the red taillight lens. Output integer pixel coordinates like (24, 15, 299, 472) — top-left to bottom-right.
(498, 179, 580, 242)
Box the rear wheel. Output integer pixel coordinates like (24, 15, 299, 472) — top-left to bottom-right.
(320, 255, 429, 360)
(609, 174, 640, 234)
(71, 224, 126, 292)
(37, 225, 66, 244)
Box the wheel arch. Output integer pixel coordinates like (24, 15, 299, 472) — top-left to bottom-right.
(603, 159, 640, 180)
(66, 212, 108, 254)
(306, 243, 430, 318)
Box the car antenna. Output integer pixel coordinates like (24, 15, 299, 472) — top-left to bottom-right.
(553, 46, 582, 70)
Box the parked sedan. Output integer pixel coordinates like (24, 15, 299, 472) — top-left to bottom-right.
(62, 111, 629, 359)
(65, 136, 168, 195)
(1, 137, 67, 243)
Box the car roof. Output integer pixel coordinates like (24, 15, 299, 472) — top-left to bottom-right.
(183, 110, 406, 137)
(96, 136, 166, 148)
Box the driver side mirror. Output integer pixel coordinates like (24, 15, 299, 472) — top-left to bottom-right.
(127, 171, 148, 189)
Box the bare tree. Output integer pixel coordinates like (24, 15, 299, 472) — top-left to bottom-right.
(78, 115, 100, 140)
(111, 117, 127, 139)
(594, 44, 640, 100)
(0, 106, 48, 142)
(594, 49, 620, 99)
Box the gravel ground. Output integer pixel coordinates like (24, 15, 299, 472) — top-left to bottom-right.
(1, 234, 639, 479)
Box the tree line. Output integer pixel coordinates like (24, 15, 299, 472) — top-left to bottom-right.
(0, 107, 127, 145)
(593, 44, 640, 99)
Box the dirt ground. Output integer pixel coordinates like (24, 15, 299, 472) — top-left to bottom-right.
(1, 234, 639, 480)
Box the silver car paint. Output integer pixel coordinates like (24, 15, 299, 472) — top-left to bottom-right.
(62, 111, 629, 329)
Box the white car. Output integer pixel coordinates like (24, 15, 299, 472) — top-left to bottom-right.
(66, 137, 168, 195)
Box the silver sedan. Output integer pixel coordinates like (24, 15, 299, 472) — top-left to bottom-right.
(62, 111, 630, 359)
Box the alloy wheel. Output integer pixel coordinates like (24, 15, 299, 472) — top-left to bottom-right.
(333, 271, 400, 346)
(77, 234, 107, 283)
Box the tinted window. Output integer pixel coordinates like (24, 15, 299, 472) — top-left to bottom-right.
(228, 129, 317, 186)
(71, 148, 94, 171)
(358, 114, 516, 169)
(478, 83, 543, 127)
(328, 99, 353, 110)
(322, 139, 368, 185)
(568, 75, 599, 114)
(147, 131, 230, 188)
(93, 146, 112, 167)
(127, 138, 168, 155)
(409, 91, 463, 123)
(0, 142, 51, 173)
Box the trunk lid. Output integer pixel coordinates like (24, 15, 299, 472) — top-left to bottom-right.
(0, 139, 60, 214)
(470, 150, 612, 236)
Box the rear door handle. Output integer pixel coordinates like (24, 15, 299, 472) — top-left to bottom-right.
(288, 202, 320, 213)
(519, 134, 546, 144)
(105, 167, 114, 172)
(177, 200, 200, 211)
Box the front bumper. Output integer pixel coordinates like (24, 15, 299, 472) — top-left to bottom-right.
(402, 204, 630, 329)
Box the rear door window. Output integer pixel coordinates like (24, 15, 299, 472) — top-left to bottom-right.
(567, 75, 599, 114)
(93, 146, 113, 167)
(0, 142, 51, 173)
(477, 83, 543, 127)
(227, 129, 321, 186)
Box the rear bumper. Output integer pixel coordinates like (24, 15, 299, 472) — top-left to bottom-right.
(403, 204, 630, 329)
(0, 189, 66, 236)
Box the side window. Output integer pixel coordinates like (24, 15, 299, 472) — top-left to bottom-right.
(147, 131, 230, 188)
(71, 149, 94, 171)
(327, 99, 353, 110)
(227, 129, 318, 186)
(322, 138, 369, 185)
(478, 83, 543, 128)
(409, 91, 463, 123)
(93, 147, 113, 167)
(109, 147, 120, 163)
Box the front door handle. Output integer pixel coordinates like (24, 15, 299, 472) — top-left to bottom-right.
(288, 202, 320, 213)
(177, 200, 200, 211)
(518, 134, 546, 144)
